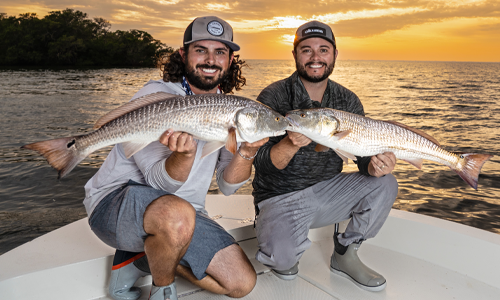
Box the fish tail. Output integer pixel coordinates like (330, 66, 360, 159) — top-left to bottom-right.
(21, 136, 87, 179)
(451, 153, 493, 190)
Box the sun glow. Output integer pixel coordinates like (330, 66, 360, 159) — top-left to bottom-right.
(1, 0, 498, 62)
(281, 34, 295, 44)
(204, 3, 234, 10)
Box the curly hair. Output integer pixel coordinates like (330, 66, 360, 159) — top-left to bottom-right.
(157, 45, 247, 94)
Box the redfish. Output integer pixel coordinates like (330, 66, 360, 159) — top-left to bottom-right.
(286, 108, 492, 190)
(22, 92, 289, 178)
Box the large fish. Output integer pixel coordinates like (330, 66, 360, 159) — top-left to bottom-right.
(286, 108, 493, 190)
(22, 92, 289, 178)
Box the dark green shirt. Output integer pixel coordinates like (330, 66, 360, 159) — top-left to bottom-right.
(252, 71, 372, 205)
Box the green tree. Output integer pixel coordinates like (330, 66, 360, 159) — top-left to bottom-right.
(0, 9, 172, 67)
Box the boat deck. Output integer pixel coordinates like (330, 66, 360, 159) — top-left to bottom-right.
(113, 238, 500, 300)
(1, 195, 500, 300)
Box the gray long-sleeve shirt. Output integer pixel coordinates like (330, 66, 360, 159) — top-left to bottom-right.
(252, 71, 372, 205)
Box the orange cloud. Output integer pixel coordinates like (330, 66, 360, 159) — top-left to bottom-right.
(1, 0, 499, 62)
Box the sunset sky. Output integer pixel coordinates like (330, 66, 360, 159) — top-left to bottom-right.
(2, 0, 499, 62)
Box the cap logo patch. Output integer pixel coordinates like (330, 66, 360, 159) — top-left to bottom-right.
(207, 21, 224, 36)
(302, 27, 326, 36)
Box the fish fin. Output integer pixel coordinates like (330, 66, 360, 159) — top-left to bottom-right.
(333, 149, 349, 164)
(334, 149, 357, 164)
(450, 153, 493, 190)
(225, 127, 238, 155)
(384, 120, 441, 147)
(315, 144, 330, 152)
(21, 136, 88, 179)
(201, 141, 225, 158)
(121, 141, 151, 158)
(93, 92, 178, 129)
(401, 158, 424, 169)
(331, 130, 351, 140)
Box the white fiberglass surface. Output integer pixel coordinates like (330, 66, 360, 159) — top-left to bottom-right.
(95, 236, 500, 300)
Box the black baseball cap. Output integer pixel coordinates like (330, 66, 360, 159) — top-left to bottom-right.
(183, 16, 240, 51)
(293, 21, 336, 49)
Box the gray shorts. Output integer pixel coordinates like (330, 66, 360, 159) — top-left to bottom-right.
(89, 180, 236, 280)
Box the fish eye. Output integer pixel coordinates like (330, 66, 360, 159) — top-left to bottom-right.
(300, 113, 306, 118)
(275, 117, 280, 121)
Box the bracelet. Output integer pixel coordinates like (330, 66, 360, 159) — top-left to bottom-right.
(238, 148, 258, 160)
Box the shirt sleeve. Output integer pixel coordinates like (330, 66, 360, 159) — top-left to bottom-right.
(130, 80, 184, 100)
(131, 142, 186, 192)
(216, 146, 250, 196)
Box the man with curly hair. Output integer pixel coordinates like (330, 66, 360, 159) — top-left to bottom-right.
(84, 16, 260, 300)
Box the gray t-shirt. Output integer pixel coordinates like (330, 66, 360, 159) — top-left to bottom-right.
(252, 72, 372, 205)
(84, 79, 248, 216)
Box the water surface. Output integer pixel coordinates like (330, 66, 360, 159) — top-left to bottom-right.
(0, 61, 498, 255)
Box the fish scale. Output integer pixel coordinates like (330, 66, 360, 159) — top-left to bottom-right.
(21, 92, 289, 178)
(286, 107, 492, 190)
(332, 110, 457, 166)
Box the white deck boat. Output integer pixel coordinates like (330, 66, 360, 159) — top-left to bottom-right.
(1, 194, 499, 300)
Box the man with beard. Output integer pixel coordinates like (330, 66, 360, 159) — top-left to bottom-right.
(84, 16, 261, 300)
(252, 21, 398, 292)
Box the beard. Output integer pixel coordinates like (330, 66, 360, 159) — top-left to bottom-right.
(296, 60, 335, 83)
(184, 62, 228, 92)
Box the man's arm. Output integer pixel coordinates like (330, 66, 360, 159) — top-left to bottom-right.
(213, 139, 268, 196)
(223, 139, 269, 183)
(133, 129, 197, 192)
(269, 132, 311, 169)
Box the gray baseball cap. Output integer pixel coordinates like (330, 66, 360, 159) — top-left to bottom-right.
(293, 21, 336, 49)
(183, 16, 240, 51)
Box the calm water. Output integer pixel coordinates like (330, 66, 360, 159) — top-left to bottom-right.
(0, 60, 499, 255)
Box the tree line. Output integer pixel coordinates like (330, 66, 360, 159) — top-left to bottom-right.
(0, 9, 173, 67)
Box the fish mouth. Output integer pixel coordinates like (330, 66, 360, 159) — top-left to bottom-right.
(285, 116, 300, 129)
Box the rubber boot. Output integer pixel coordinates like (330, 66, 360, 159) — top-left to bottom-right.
(330, 235, 386, 292)
(149, 282, 178, 300)
(271, 262, 299, 280)
(109, 250, 151, 300)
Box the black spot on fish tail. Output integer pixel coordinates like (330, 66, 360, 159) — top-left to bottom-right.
(67, 139, 76, 148)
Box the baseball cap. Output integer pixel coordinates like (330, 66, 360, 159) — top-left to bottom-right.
(183, 16, 240, 51)
(293, 21, 336, 49)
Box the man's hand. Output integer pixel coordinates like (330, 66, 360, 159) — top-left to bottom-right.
(368, 152, 396, 177)
(287, 131, 312, 148)
(238, 138, 269, 159)
(159, 129, 197, 157)
(160, 129, 197, 182)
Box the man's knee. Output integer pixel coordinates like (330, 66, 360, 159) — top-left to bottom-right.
(369, 173, 398, 212)
(209, 244, 257, 297)
(371, 173, 398, 199)
(225, 267, 256, 298)
(143, 195, 196, 243)
(382, 173, 399, 200)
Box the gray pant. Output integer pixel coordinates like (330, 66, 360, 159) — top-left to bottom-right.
(254, 172, 398, 271)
